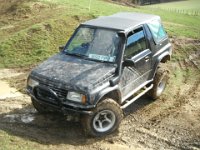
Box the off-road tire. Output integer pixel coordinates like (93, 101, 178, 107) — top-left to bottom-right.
(82, 98, 123, 137)
(148, 64, 169, 100)
(31, 98, 49, 113)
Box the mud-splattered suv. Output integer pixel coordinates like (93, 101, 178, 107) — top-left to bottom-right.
(27, 12, 172, 136)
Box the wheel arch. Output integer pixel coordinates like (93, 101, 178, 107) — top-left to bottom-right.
(153, 52, 171, 77)
(160, 54, 171, 63)
(94, 86, 122, 105)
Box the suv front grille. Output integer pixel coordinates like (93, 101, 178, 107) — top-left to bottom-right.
(40, 81, 67, 99)
(35, 87, 58, 105)
(33, 79, 68, 104)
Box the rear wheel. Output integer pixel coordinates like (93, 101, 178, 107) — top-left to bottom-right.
(82, 98, 123, 137)
(148, 64, 169, 100)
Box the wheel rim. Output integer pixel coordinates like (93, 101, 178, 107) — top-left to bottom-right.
(93, 110, 116, 133)
(156, 77, 166, 96)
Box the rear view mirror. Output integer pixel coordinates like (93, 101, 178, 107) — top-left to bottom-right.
(59, 45, 65, 52)
(123, 58, 135, 66)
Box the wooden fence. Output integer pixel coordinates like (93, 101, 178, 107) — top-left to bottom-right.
(144, 6, 200, 16)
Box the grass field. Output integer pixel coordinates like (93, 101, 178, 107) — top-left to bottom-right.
(0, 0, 200, 68)
(144, 0, 200, 15)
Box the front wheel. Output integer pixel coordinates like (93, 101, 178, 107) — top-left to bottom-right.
(82, 98, 123, 137)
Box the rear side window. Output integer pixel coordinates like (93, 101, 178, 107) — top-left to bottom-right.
(148, 20, 167, 43)
(125, 27, 147, 58)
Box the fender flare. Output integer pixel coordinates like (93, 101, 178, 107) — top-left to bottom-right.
(94, 84, 122, 105)
(153, 51, 171, 77)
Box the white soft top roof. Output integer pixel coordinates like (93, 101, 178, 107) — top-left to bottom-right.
(82, 12, 160, 32)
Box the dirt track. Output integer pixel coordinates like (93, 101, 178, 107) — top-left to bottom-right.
(0, 39, 200, 149)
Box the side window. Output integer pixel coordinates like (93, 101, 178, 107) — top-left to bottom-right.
(148, 20, 167, 43)
(124, 27, 147, 58)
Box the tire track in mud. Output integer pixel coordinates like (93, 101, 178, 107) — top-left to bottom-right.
(141, 67, 200, 149)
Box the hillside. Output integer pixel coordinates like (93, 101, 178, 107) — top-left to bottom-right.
(0, 0, 200, 68)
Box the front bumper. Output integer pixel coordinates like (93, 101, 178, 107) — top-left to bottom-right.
(27, 85, 94, 115)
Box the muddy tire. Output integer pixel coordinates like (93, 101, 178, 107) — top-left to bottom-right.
(82, 98, 123, 137)
(31, 98, 49, 113)
(148, 64, 169, 100)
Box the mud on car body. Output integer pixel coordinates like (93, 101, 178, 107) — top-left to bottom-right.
(27, 12, 172, 136)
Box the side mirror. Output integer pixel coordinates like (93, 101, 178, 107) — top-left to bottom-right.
(123, 58, 135, 66)
(59, 45, 65, 52)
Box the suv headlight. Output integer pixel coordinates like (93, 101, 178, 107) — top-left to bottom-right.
(27, 78, 39, 88)
(67, 91, 86, 104)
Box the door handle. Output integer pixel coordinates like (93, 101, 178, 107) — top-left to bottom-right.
(145, 56, 150, 62)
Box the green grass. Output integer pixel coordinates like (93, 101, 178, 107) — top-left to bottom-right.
(144, 0, 200, 14)
(0, 17, 79, 68)
(0, 0, 200, 68)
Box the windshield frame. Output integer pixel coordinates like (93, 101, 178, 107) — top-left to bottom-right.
(63, 25, 122, 63)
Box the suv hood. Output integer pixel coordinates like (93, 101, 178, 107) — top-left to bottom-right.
(31, 53, 116, 92)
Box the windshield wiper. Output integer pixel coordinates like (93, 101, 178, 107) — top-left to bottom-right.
(64, 51, 113, 63)
(64, 51, 87, 58)
(84, 57, 110, 63)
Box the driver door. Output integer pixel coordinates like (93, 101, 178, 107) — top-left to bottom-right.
(119, 26, 152, 102)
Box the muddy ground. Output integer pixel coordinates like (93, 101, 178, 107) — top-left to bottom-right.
(0, 39, 200, 149)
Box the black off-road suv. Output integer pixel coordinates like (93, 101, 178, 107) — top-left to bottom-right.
(27, 12, 172, 136)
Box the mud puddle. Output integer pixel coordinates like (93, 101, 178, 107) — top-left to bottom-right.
(3, 113, 35, 124)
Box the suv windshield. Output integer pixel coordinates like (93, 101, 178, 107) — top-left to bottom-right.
(64, 27, 120, 63)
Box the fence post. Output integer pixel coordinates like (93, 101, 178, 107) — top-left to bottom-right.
(89, 0, 92, 12)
